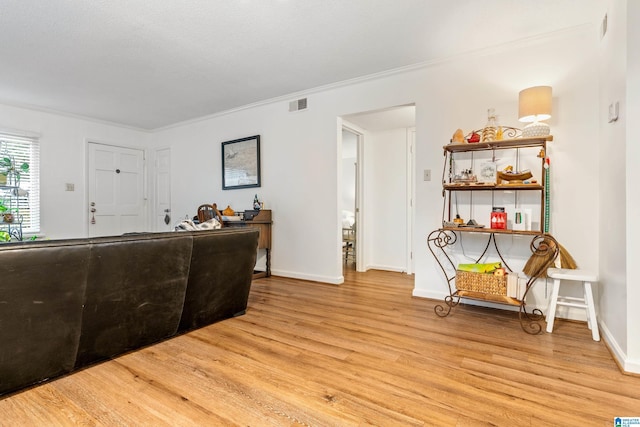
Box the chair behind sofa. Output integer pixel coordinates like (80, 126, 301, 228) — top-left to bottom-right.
(197, 203, 223, 226)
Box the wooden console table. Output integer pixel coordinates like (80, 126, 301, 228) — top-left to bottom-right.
(224, 209, 272, 279)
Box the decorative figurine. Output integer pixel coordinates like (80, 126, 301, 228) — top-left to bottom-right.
(451, 129, 465, 144)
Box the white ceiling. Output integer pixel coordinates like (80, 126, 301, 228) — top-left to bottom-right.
(0, 1, 599, 130)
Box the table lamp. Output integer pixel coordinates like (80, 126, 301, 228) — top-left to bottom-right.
(518, 86, 552, 137)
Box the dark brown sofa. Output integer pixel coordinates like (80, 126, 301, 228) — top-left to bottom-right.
(0, 228, 258, 396)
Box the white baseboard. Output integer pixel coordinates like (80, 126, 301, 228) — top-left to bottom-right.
(412, 288, 446, 300)
(412, 288, 540, 313)
(367, 264, 406, 273)
(625, 357, 640, 374)
(599, 320, 640, 375)
(270, 269, 343, 285)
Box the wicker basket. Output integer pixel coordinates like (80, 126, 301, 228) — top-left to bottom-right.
(455, 270, 507, 296)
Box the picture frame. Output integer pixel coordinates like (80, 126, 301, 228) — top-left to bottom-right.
(479, 161, 497, 184)
(221, 135, 261, 190)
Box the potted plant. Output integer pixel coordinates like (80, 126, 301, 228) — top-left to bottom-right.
(0, 156, 29, 186)
(0, 201, 16, 223)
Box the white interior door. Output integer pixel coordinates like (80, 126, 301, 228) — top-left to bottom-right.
(155, 148, 172, 231)
(88, 142, 146, 237)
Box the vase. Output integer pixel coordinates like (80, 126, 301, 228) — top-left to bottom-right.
(482, 108, 498, 142)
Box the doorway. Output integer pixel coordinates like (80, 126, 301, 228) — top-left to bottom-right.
(87, 142, 146, 237)
(341, 127, 359, 271)
(340, 104, 416, 274)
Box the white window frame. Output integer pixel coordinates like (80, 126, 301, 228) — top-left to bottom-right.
(0, 132, 40, 236)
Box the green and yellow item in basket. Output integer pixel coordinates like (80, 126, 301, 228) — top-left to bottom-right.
(457, 262, 502, 273)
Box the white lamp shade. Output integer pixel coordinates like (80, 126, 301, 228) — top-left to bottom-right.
(518, 86, 552, 123)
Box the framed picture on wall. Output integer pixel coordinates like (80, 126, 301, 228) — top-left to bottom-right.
(222, 135, 261, 190)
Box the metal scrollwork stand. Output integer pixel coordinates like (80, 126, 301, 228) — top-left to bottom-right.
(428, 229, 460, 317)
(428, 229, 559, 334)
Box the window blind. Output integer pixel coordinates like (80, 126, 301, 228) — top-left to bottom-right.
(0, 134, 40, 235)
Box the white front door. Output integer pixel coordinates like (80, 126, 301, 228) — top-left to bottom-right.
(88, 142, 146, 237)
(154, 148, 172, 231)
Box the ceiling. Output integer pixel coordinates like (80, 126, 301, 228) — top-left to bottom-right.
(0, 1, 599, 130)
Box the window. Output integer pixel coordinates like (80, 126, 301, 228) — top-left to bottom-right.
(0, 134, 40, 235)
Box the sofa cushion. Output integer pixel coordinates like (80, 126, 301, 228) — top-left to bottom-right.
(179, 228, 258, 331)
(0, 242, 90, 395)
(75, 233, 193, 368)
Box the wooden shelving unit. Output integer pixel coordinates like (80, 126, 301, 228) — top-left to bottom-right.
(428, 134, 558, 334)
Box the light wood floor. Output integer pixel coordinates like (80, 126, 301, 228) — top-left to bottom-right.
(1, 268, 639, 426)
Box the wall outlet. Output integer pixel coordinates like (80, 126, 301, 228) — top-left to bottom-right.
(423, 169, 431, 181)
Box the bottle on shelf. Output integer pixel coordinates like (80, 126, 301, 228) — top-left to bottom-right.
(482, 108, 498, 142)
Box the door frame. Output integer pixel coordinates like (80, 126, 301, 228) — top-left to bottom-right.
(338, 108, 417, 274)
(85, 139, 148, 236)
(406, 127, 416, 275)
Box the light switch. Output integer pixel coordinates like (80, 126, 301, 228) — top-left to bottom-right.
(424, 169, 431, 181)
(65, 183, 75, 191)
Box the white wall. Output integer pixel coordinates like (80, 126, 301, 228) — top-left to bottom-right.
(626, 0, 640, 371)
(153, 25, 601, 293)
(596, 0, 640, 373)
(0, 104, 150, 239)
(598, 0, 628, 364)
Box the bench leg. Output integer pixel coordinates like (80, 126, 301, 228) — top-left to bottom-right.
(584, 281, 600, 341)
(546, 278, 561, 333)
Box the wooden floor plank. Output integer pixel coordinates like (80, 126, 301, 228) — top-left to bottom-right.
(1, 267, 639, 426)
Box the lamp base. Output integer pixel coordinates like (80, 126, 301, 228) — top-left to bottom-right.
(522, 121, 550, 138)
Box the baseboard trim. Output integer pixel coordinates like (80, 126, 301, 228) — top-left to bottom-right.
(599, 321, 640, 375)
(270, 269, 343, 285)
(412, 288, 542, 313)
(412, 288, 446, 300)
(367, 264, 405, 273)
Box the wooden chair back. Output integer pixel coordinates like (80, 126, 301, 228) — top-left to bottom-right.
(197, 204, 223, 227)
